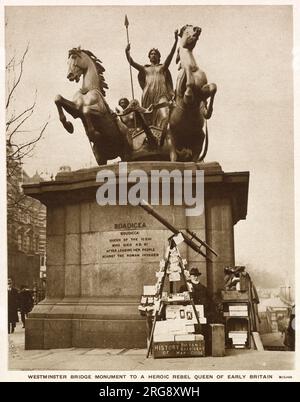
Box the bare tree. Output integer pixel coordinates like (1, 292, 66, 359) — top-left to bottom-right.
(6, 45, 49, 225)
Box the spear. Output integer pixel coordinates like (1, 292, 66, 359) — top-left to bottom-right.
(124, 14, 135, 100)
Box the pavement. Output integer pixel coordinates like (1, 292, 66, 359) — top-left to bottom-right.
(8, 324, 295, 371)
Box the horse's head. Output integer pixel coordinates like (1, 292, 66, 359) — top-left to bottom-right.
(179, 25, 201, 50)
(67, 47, 108, 96)
(67, 47, 88, 82)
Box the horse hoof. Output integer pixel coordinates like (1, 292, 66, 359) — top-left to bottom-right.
(65, 121, 74, 134)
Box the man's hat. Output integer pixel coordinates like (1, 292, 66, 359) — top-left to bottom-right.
(190, 267, 201, 276)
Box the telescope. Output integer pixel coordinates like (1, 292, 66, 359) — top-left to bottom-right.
(139, 200, 218, 263)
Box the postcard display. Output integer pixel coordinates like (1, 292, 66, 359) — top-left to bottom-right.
(139, 235, 206, 358)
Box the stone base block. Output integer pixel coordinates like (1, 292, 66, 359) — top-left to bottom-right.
(25, 297, 147, 350)
(72, 319, 147, 349)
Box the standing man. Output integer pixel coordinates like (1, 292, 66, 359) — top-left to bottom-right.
(186, 267, 208, 305)
(19, 284, 34, 328)
(8, 278, 19, 334)
(180, 267, 210, 323)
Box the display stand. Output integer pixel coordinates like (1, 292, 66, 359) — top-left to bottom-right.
(222, 264, 262, 350)
(146, 235, 203, 358)
(137, 201, 217, 358)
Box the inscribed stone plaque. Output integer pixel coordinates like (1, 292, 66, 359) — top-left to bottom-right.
(99, 229, 170, 263)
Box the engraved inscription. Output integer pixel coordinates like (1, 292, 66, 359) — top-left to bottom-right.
(99, 227, 167, 262)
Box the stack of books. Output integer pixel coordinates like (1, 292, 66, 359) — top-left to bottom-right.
(153, 320, 187, 342)
(224, 304, 248, 317)
(153, 320, 205, 342)
(228, 331, 248, 348)
(153, 304, 207, 342)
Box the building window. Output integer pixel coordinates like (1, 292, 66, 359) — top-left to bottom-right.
(17, 232, 23, 251)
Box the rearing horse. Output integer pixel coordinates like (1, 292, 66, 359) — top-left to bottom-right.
(55, 47, 131, 165)
(169, 25, 217, 162)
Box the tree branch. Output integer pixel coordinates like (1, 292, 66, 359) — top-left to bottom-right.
(9, 120, 49, 159)
(6, 93, 37, 131)
(6, 43, 47, 224)
(7, 109, 34, 143)
(6, 45, 29, 109)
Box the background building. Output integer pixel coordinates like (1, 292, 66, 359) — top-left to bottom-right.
(7, 158, 47, 296)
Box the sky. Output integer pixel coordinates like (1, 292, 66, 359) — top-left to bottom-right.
(4, 3, 295, 285)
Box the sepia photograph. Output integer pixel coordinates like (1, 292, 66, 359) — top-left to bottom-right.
(1, 0, 299, 382)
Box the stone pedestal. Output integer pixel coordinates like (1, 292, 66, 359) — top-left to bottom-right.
(23, 162, 249, 349)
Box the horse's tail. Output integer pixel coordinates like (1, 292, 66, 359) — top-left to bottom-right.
(198, 119, 208, 162)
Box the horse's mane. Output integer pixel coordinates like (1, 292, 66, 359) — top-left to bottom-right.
(69, 48, 109, 96)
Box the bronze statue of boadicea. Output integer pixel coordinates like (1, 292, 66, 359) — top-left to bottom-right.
(55, 24, 217, 165)
(125, 30, 178, 134)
